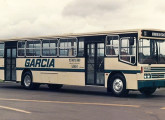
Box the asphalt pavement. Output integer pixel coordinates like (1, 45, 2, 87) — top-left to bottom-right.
(0, 82, 165, 120)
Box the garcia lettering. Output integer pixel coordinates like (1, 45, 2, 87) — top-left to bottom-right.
(25, 59, 55, 68)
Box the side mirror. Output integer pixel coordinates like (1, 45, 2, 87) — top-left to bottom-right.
(129, 37, 134, 45)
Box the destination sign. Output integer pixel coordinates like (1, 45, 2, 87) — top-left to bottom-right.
(142, 30, 165, 38)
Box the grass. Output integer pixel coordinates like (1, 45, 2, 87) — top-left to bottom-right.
(0, 79, 4, 82)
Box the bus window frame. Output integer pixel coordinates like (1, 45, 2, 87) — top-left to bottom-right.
(17, 41, 26, 57)
(25, 40, 42, 58)
(77, 38, 85, 57)
(105, 35, 119, 57)
(0, 42, 5, 57)
(119, 37, 137, 65)
(41, 39, 58, 57)
(59, 37, 78, 57)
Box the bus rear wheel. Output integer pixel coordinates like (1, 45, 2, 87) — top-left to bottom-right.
(48, 84, 63, 90)
(109, 73, 129, 97)
(22, 71, 40, 90)
(139, 87, 156, 95)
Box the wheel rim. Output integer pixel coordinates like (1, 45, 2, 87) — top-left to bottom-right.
(24, 75, 31, 87)
(113, 78, 123, 93)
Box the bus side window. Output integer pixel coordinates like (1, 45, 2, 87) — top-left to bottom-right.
(18, 41, 25, 57)
(106, 35, 119, 56)
(59, 38, 77, 57)
(26, 40, 41, 57)
(42, 39, 58, 56)
(78, 38, 84, 57)
(0, 43, 4, 57)
(119, 37, 136, 64)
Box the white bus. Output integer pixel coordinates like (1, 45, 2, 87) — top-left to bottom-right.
(0, 29, 165, 96)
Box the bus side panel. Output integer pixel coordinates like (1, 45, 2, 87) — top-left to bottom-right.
(32, 71, 58, 83)
(124, 74, 138, 89)
(28, 71, 85, 86)
(16, 70, 22, 82)
(104, 73, 109, 88)
(57, 72, 85, 86)
(104, 58, 140, 90)
(0, 58, 4, 80)
(16, 58, 85, 86)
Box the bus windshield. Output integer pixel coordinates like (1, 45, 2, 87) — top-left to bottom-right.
(139, 39, 165, 64)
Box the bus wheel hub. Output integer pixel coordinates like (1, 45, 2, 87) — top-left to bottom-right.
(113, 79, 123, 93)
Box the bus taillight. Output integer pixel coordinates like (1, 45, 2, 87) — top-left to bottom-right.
(141, 67, 143, 73)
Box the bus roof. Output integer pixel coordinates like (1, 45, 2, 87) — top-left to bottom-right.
(0, 29, 165, 41)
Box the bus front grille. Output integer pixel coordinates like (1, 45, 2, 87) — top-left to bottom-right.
(144, 67, 165, 79)
(151, 73, 165, 79)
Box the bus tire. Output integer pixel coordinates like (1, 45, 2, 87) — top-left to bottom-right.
(48, 84, 63, 90)
(22, 71, 40, 90)
(139, 87, 156, 96)
(110, 73, 129, 97)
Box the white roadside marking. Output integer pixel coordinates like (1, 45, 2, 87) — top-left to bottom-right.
(0, 98, 140, 108)
(0, 105, 31, 114)
(160, 107, 165, 110)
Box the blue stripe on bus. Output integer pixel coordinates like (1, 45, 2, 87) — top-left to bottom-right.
(138, 80, 165, 89)
(104, 70, 141, 74)
(144, 70, 165, 72)
(16, 67, 85, 72)
(0, 67, 4, 70)
(16, 68, 141, 74)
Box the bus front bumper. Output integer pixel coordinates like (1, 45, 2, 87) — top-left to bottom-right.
(138, 80, 165, 89)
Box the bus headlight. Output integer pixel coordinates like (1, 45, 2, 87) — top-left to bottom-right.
(144, 74, 151, 79)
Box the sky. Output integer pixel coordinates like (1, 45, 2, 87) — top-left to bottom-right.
(0, 0, 165, 39)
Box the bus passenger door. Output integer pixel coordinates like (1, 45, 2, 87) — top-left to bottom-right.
(5, 42, 17, 81)
(86, 43, 105, 86)
(96, 43, 105, 85)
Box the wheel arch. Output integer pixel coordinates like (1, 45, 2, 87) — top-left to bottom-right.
(107, 71, 126, 88)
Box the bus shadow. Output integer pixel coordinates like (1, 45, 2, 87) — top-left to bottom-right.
(1, 83, 165, 99)
(56, 88, 165, 99)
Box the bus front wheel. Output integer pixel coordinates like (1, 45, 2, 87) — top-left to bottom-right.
(22, 72, 40, 90)
(139, 87, 156, 95)
(109, 73, 129, 97)
(48, 84, 63, 90)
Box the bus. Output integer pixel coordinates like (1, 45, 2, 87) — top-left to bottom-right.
(0, 29, 165, 97)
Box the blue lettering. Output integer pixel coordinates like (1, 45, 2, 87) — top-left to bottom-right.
(25, 59, 55, 68)
(35, 59, 41, 67)
(30, 59, 35, 67)
(25, 59, 30, 67)
(41, 59, 47, 67)
(47, 59, 50, 67)
(49, 59, 55, 67)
